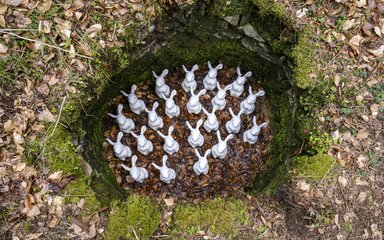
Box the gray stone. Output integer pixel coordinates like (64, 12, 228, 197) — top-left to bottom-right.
(223, 15, 240, 26)
(241, 37, 281, 65)
(220, 29, 243, 39)
(240, 23, 265, 43)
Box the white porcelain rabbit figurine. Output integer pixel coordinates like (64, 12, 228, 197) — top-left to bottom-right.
(187, 87, 206, 114)
(193, 148, 211, 176)
(152, 155, 176, 184)
(157, 126, 179, 155)
(130, 126, 153, 155)
(212, 130, 233, 159)
(203, 61, 223, 90)
(182, 64, 198, 93)
(121, 85, 146, 115)
(225, 107, 245, 134)
(108, 104, 135, 133)
(121, 155, 148, 183)
(230, 67, 252, 97)
(186, 119, 204, 148)
(144, 102, 164, 131)
(106, 132, 132, 160)
(153, 69, 170, 98)
(202, 106, 219, 133)
(211, 82, 232, 110)
(162, 90, 180, 118)
(240, 87, 265, 115)
(243, 117, 268, 144)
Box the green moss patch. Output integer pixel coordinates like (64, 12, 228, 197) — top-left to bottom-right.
(64, 178, 101, 215)
(105, 195, 161, 240)
(171, 198, 249, 238)
(291, 154, 335, 180)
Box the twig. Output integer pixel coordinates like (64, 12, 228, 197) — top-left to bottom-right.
(0, 30, 94, 60)
(49, 96, 67, 139)
(131, 228, 139, 240)
(0, 213, 25, 237)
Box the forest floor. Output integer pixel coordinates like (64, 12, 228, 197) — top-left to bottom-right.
(0, 0, 383, 239)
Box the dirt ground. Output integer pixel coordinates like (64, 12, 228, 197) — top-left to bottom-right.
(0, 0, 383, 239)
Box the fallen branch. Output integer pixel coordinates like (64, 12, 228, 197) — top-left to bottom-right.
(0, 30, 94, 60)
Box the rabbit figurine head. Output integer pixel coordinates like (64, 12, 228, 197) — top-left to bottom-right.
(145, 102, 159, 122)
(186, 119, 203, 140)
(122, 155, 140, 179)
(108, 104, 125, 123)
(251, 117, 269, 135)
(216, 82, 232, 99)
(235, 67, 252, 85)
(183, 64, 198, 83)
(207, 61, 223, 78)
(120, 85, 138, 104)
(203, 106, 218, 125)
(229, 108, 244, 128)
(162, 90, 177, 108)
(131, 126, 148, 147)
(106, 132, 132, 160)
(153, 69, 169, 87)
(190, 87, 206, 106)
(152, 155, 176, 183)
(195, 148, 211, 170)
(247, 87, 265, 103)
(216, 130, 233, 153)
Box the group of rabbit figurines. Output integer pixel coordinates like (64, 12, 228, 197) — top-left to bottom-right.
(106, 62, 268, 184)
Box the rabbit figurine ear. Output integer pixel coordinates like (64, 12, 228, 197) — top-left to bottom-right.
(186, 121, 193, 130)
(152, 71, 158, 78)
(162, 155, 168, 165)
(216, 64, 223, 70)
(182, 65, 188, 72)
(121, 164, 131, 171)
(256, 90, 265, 97)
(229, 108, 235, 117)
(153, 102, 159, 110)
(171, 90, 177, 97)
(131, 85, 137, 93)
(117, 132, 124, 141)
(168, 126, 174, 134)
(131, 155, 137, 166)
(216, 130, 222, 141)
(202, 107, 209, 115)
(161, 93, 167, 100)
(121, 90, 129, 97)
(141, 126, 147, 134)
(204, 149, 211, 157)
(216, 82, 221, 89)
(108, 113, 117, 118)
(260, 122, 269, 128)
(151, 163, 161, 170)
(212, 105, 218, 112)
(225, 134, 234, 142)
(106, 138, 115, 145)
(117, 104, 123, 113)
(252, 116, 257, 125)
(208, 61, 212, 69)
(225, 84, 232, 91)
(249, 86, 253, 94)
(198, 89, 206, 96)
(239, 108, 245, 115)
(197, 119, 204, 127)
(194, 148, 201, 157)
(236, 67, 241, 75)
(244, 71, 252, 77)
(157, 130, 166, 139)
(192, 64, 198, 71)
(162, 69, 169, 76)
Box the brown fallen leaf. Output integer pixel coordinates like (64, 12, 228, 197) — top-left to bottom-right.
(71, 215, 90, 232)
(0, 42, 8, 53)
(357, 128, 370, 140)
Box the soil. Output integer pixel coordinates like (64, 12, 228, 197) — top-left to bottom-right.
(103, 65, 272, 201)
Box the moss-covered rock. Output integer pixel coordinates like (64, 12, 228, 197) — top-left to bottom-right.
(171, 198, 249, 238)
(105, 195, 161, 240)
(291, 154, 335, 180)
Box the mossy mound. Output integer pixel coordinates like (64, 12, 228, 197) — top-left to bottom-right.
(171, 197, 249, 238)
(291, 154, 335, 180)
(105, 195, 161, 240)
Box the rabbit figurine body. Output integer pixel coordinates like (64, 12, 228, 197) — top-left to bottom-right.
(152, 156, 176, 184)
(144, 102, 163, 131)
(240, 87, 265, 115)
(230, 67, 252, 97)
(182, 64, 198, 93)
(203, 61, 223, 90)
(108, 104, 135, 133)
(121, 85, 146, 115)
(202, 106, 219, 133)
(162, 90, 180, 118)
(243, 116, 268, 144)
(130, 126, 153, 155)
(225, 107, 245, 134)
(211, 83, 232, 110)
(157, 126, 179, 155)
(153, 69, 170, 98)
(106, 132, 132, 160)
(193, 149, 211, 175)
(186, 120, 204, 148)
(212, 130, 233, 159)
(187, 87, 206, 114)
(121, 155, 148, 183)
